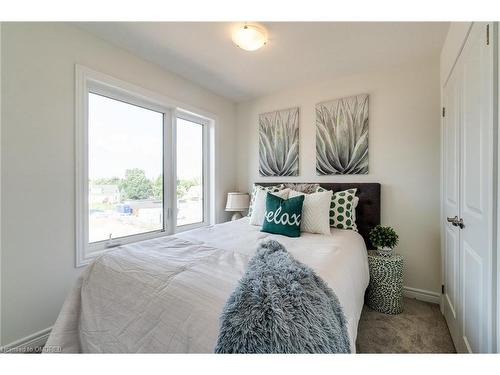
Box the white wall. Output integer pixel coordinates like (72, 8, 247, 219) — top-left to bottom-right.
(0, 23, 236, 346)
(236, 57, 442, 296)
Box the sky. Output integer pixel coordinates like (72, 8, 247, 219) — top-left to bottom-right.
(88, 93, 203, 181)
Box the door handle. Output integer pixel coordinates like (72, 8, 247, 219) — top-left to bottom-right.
(446, 216, 465, 229)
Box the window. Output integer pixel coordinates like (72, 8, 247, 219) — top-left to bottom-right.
(176, 115, 206, 227)
(76, 66, 212, 266)
(88, 93, 164, 243)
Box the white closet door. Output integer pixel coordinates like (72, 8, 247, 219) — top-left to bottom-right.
(458, 22, 494, 353)
(442, 61, 461, 348)
(442, 22, 494, 353)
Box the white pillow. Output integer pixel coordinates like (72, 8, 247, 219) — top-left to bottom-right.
(288, 189, 333, 235)
(249, 188, 290, 226)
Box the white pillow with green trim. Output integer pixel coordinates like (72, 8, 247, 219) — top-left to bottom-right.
(317, 187, 358, 230)
(247, 184, 285, 217)
(249, 188, 290, 226)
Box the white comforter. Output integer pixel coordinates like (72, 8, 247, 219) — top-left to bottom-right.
(45, 218, 369, 353)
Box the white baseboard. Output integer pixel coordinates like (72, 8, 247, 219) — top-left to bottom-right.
(404, 286, 441, 304)
(1, 327, 52, 353)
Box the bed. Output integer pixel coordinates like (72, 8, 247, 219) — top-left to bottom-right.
(45, 183, 380, 353)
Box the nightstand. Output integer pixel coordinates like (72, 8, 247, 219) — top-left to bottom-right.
(365, 250, 404, 314)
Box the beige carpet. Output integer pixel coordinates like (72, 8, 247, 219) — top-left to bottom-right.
(356, 297, 456, 353)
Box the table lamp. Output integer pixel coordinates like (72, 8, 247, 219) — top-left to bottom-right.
(225, 192, 250, 221)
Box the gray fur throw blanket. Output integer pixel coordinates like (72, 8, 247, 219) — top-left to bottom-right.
(214, 240, 351, 353)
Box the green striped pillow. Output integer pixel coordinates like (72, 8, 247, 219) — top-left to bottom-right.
(317, 187, 358, 230)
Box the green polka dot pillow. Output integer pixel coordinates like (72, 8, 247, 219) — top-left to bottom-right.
(247, 184, 285, 217)
(316, 187, 358, 231)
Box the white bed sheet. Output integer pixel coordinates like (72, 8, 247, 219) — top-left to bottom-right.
(45, 218, 369, 353)
(176, 217, 369, 350)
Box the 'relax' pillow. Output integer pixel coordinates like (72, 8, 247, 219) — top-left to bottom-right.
(261, 193, 304, 237)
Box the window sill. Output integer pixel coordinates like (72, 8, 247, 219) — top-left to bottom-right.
(175, 221, 210, 233)
(76, 222, 210, 268)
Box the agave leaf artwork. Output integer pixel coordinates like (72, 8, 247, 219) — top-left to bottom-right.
(259, 107, 299, 176)
(316, 94, 369, 175)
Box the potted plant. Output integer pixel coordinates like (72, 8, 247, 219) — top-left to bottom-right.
(369, 225, 399, 257)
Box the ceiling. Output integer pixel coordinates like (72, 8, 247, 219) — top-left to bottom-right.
(78, 22, 449, 102)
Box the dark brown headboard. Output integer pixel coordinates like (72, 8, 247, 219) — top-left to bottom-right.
(255, 182, 381, 249)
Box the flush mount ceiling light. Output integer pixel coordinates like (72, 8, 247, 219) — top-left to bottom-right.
(232, 24, 268, 51)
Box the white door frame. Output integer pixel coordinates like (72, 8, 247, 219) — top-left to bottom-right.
(441, 23, 474, 316)
(496, 21, 500, 354)
(442, 63, 463, 348)
(0, 21, 3, 349)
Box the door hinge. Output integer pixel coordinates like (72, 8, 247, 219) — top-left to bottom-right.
(442, 107, 445, 118)
(442, 284, 445, 294)
(487, 24, 490, 45)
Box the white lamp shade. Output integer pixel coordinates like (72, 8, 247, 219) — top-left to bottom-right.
(225, 192, 250, 211)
